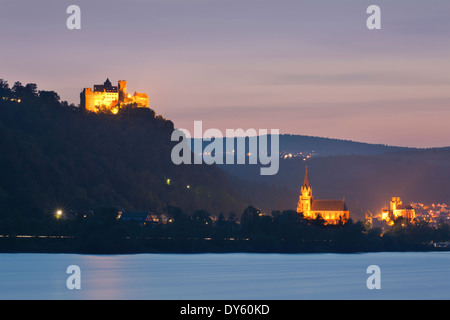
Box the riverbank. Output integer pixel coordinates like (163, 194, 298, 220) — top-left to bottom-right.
(1, 235, 448, 254)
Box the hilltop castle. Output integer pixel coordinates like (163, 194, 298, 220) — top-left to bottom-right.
(297, 167, 349, 224)
(80, 78, 149, 113)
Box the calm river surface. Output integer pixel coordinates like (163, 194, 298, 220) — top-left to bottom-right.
(0, 252, 449, 300)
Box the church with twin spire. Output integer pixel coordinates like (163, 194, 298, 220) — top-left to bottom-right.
(297, 167, 349, 225)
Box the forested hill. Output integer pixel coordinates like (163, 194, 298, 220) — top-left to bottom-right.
(0, 80, 245, 220)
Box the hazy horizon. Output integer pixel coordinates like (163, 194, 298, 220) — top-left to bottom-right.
(1, 0, 450, 148)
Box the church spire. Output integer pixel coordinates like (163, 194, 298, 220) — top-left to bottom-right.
(303, 166, 310, 188)
(298, 166, 312, 214)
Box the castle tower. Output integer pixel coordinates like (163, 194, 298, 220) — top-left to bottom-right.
(390, 197, 402, 212)
(297, 167, 313, 214)
(118, 80, 127, 102)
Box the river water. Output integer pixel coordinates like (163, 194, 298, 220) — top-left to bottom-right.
(0, 252, 448, 300)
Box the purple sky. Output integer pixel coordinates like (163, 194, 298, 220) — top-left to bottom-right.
(1, 0, 450, 147)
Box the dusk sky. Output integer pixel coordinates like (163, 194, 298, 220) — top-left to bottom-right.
(1, 0, 450, 147)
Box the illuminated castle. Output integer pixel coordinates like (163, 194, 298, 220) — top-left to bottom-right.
(297, 167, 349, 224)
(381, 197, 415, 225)
(80, 79, 149, 113)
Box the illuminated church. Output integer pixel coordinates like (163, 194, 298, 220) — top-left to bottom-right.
(297, 167, 349, 224)
(80, 79, 149, 113)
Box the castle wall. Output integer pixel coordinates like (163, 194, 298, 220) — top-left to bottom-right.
(131, 94, 149, 108)
(81, 88, 118, 113)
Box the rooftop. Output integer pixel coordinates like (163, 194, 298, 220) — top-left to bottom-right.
(311, 199, 348, 212)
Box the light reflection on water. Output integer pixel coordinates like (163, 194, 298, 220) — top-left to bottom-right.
(0, 252, 449, 300)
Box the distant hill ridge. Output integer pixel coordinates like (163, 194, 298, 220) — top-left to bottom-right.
(188, 134, 425, 159)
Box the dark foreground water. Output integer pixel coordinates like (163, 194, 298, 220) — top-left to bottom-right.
(0, 252, 449, 300)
